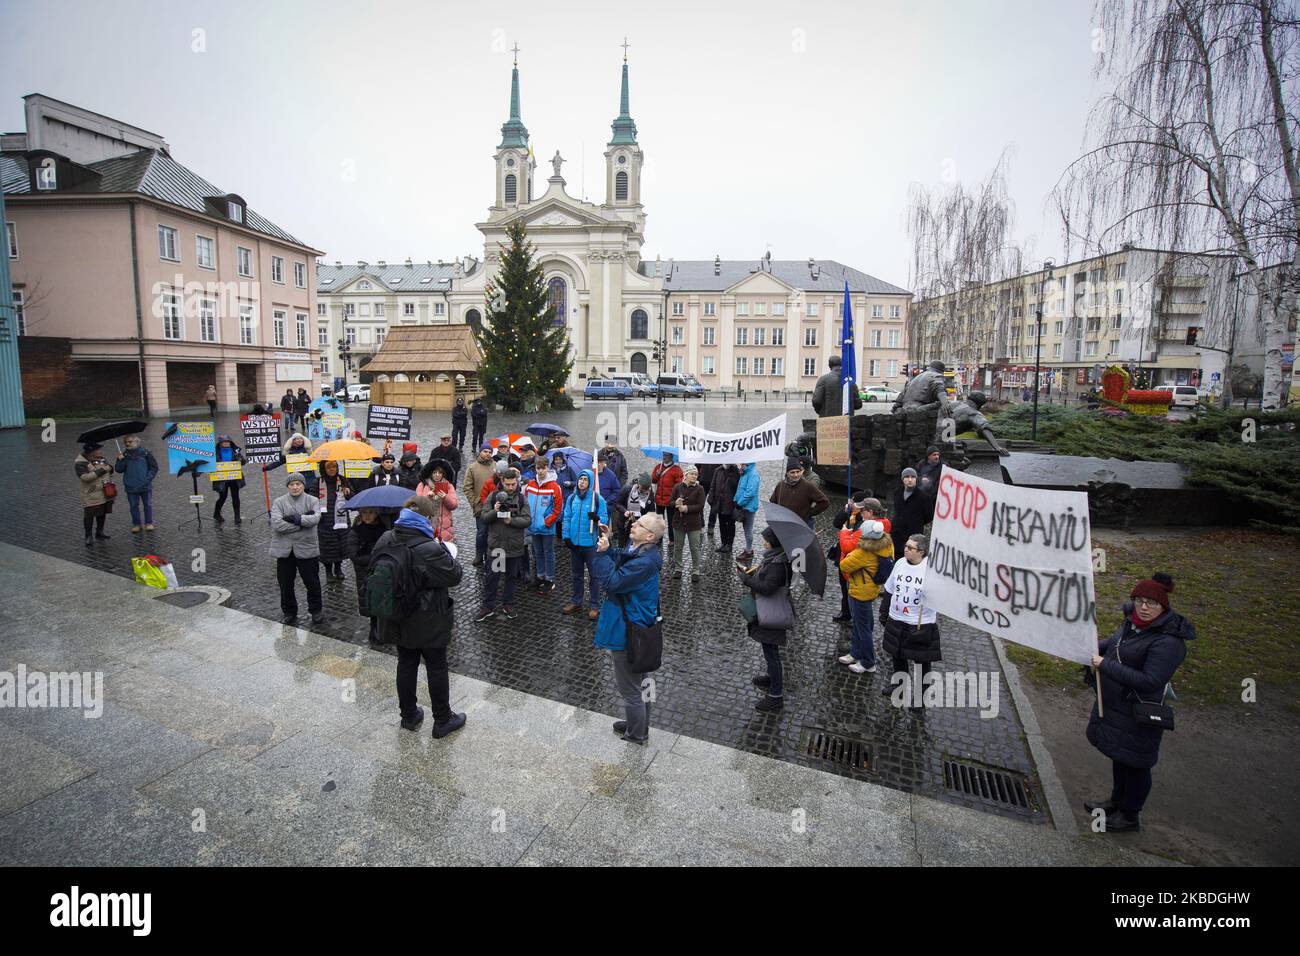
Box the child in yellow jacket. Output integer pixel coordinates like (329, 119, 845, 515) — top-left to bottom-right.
(836, 520, 895, 673)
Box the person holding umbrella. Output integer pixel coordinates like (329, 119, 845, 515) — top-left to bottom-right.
(115, 434, 159, 532)
(737, 527, 794, 712)
(75, 442, 115, 544)
(346, 506, 393, 643)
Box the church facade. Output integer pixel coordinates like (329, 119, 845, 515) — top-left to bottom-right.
(316, 55, 911, 394)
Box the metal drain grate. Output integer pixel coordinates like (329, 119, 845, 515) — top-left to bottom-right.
(942, 758, 1035, 810)
(801, 730, 873, 771)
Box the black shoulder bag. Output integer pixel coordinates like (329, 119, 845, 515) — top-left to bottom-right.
(619, 594, 663, 674)
(1118, 632, 1176, 731)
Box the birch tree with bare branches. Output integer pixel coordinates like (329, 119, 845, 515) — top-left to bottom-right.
(1057, 0, 1299, 408)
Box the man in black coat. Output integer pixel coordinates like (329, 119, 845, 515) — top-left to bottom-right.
(372, 496, 466, 738)
(451, 398, 469, 451)
(470, 397, 488, 451)
(889, 468, 931, 559)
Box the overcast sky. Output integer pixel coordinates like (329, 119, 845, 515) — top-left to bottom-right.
(1, 0, 1104, 288)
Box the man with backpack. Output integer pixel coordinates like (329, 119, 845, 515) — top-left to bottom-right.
(367, 495, 466, 739)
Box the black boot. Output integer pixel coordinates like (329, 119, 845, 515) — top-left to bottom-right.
(752, 674, 771, 687)
(1105, 809, 1141, 832)
(1083, 799, 1117, 815)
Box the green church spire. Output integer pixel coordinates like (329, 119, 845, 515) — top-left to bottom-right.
(499, 45, 529, 149)
(609, 40, 638, 146)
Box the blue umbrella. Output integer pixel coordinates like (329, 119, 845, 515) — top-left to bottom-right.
(640, 444, 680, 462)
(339, 484, 413, 511)
(526, 423, 569, 438)
(548, 446, 593, 473)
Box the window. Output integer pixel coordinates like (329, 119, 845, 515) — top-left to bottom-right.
(670, 356, 682, 373)
(703, 326, 715, 346)
(702, 355, 715, 375)
(870, 329, 882, 348)
(804, 327, 817, 347)
(869, 359, 880, 377)
(736, 302, 749, 316)
(772, 327, 784, 346)
(736, 327, 749, 345)
(872, 305, 883, 318)
(273, 310, 286, 347)
(753, 328, 766, 346)
(162, 292, 182, 339)
(296, 313, 307, 349)
(889, 305, 902, 319)
(294, 262, 306, 288)
(345, 327, 356, 346)
(435, 302, 445, 316)
(1087, 317, 1102, 333)
(754, 302, 766, 316)
(239, 305, 255, 344)
(672, 301, 684, 316)
(403, 303, 415, 317)
(1112, 263, 1127, 280)
(772, 302, 785, 317)
(157, 225, 178, 261)
(376, 329, 386, 348)
(772, 357, 784, 376)
(735, 356, 748, 375)
(1112, 315, 1122, 329)
(35, 158, 57, 190)
(703, 302, 716, 317)
(5, 222, 16, 259)
(1108, 339, 1119, 355)
(195, 235, 214, 269)
(888, 359, 898, 376)
(199, 298, 217, 342)
(1054, 321, 1064, 335)
(672, 325, 684, 344)
(271, 256, 284, 284)
(1114, 287, 1123, 306)
(807, 303, 818, 317)
(803, 357, 817, 376)
(375, 303, 385, 316)
(1085, 341, 1099, 357)
(615, 171, 628, 200)
(1052, 343, 1062, 359)
(358, 280, 372, 291)
(630, 309, 648, 339)
(887, 329, 900, 348)
(319, 326, 328, 347)
(320, 356, 330, 375)
(344, 303, 356, 318)
(237, 247, 253, 277)
(753, 357, 766, 376)
(227, 200, 244, 223)
(317, 302, 327, 317)
(504, 174, 517, 203)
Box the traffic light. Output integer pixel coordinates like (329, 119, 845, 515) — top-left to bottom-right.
(1186, 326, 1199, 346)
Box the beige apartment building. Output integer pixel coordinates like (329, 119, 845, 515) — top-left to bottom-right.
(912, 247, 1239, 401)
(2, 94, 322, 416)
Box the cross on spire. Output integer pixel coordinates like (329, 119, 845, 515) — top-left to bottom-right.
(621, 36, 630, 62)
(511, 42, 520, 66)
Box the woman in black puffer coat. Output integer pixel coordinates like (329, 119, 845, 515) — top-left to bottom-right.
(316, 460, 353, 580)
(737, 527, 793, 713)
(1084, 574, 1194, 833)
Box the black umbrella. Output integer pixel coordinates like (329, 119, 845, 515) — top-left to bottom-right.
(761, 500, 828, 596)
(76, 420, 148, 453)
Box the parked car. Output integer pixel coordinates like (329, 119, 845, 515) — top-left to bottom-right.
(346, 383, 371, 403)
(584, 378, 632, 401)
(861, 385, 900, 403)
(655, 373, 705, 397)
(1170, 385, 1200, 407)
(611, 371, 658, 396)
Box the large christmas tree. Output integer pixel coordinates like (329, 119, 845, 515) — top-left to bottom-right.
(476, 221, 573, 412)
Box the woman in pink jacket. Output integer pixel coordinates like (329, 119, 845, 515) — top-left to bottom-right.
(416, 461, 459, 541)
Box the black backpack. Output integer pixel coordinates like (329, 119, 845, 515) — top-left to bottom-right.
(365, 537, 421, 622)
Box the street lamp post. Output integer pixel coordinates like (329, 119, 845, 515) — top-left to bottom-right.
(1031, 259, 1054, 442)
(654, 309, 666, 405)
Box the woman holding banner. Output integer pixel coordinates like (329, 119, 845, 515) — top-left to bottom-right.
(212, 435, 246, 525)
(316, 460, 353, 580)
(1084, 575, 1193, 833)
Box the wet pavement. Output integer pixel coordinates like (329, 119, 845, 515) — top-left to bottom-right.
(0, 402, 1046, 823)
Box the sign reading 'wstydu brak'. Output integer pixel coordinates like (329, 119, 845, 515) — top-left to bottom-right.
(675, 413, 787, 464)
(925, 465, 1098, 664)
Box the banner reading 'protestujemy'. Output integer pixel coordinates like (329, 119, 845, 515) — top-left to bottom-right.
(675, 414, 787, 464)
(925, 465, 1098, 664)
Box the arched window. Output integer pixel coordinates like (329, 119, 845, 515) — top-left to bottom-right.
(630, 309, 648, 340)
(630, 352, 647, 374)
(504, 174, 517, 203)
(465, 308, 482, 332)
(548, 277, 567, 327)
(615, 171, 628, 201)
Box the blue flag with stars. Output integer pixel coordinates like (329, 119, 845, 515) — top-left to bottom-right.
(840, 280, 856, 413)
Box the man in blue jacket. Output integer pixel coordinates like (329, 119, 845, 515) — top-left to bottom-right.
(562, 468, 609, 620)
(733, 462, 761, 562)
(592, 512, 666, 744)
(114, 435, 159, 532)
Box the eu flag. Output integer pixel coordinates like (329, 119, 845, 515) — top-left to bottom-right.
(839, 281, 856, 414)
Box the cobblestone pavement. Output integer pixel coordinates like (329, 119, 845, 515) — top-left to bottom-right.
(0, 403, 1045, 823)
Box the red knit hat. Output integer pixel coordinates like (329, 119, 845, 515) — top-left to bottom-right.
(403, 442, 418, 454)
(1130, 577, 1171, 611)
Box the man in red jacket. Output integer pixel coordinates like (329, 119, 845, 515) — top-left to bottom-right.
(650, 452, 683, 544)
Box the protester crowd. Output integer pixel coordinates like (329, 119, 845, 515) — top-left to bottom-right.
(74, 405, 1189, 832)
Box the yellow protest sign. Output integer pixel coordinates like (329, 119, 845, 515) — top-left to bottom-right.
(208, 461, 243, 483)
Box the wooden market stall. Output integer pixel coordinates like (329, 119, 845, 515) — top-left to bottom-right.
(362, 326, 484, 410)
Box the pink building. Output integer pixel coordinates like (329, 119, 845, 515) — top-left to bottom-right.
(2, 95, 322, 416)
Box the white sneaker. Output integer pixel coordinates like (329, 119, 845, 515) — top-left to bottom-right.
(848, 662, 877, 674)
(837, 654, 857, 665)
